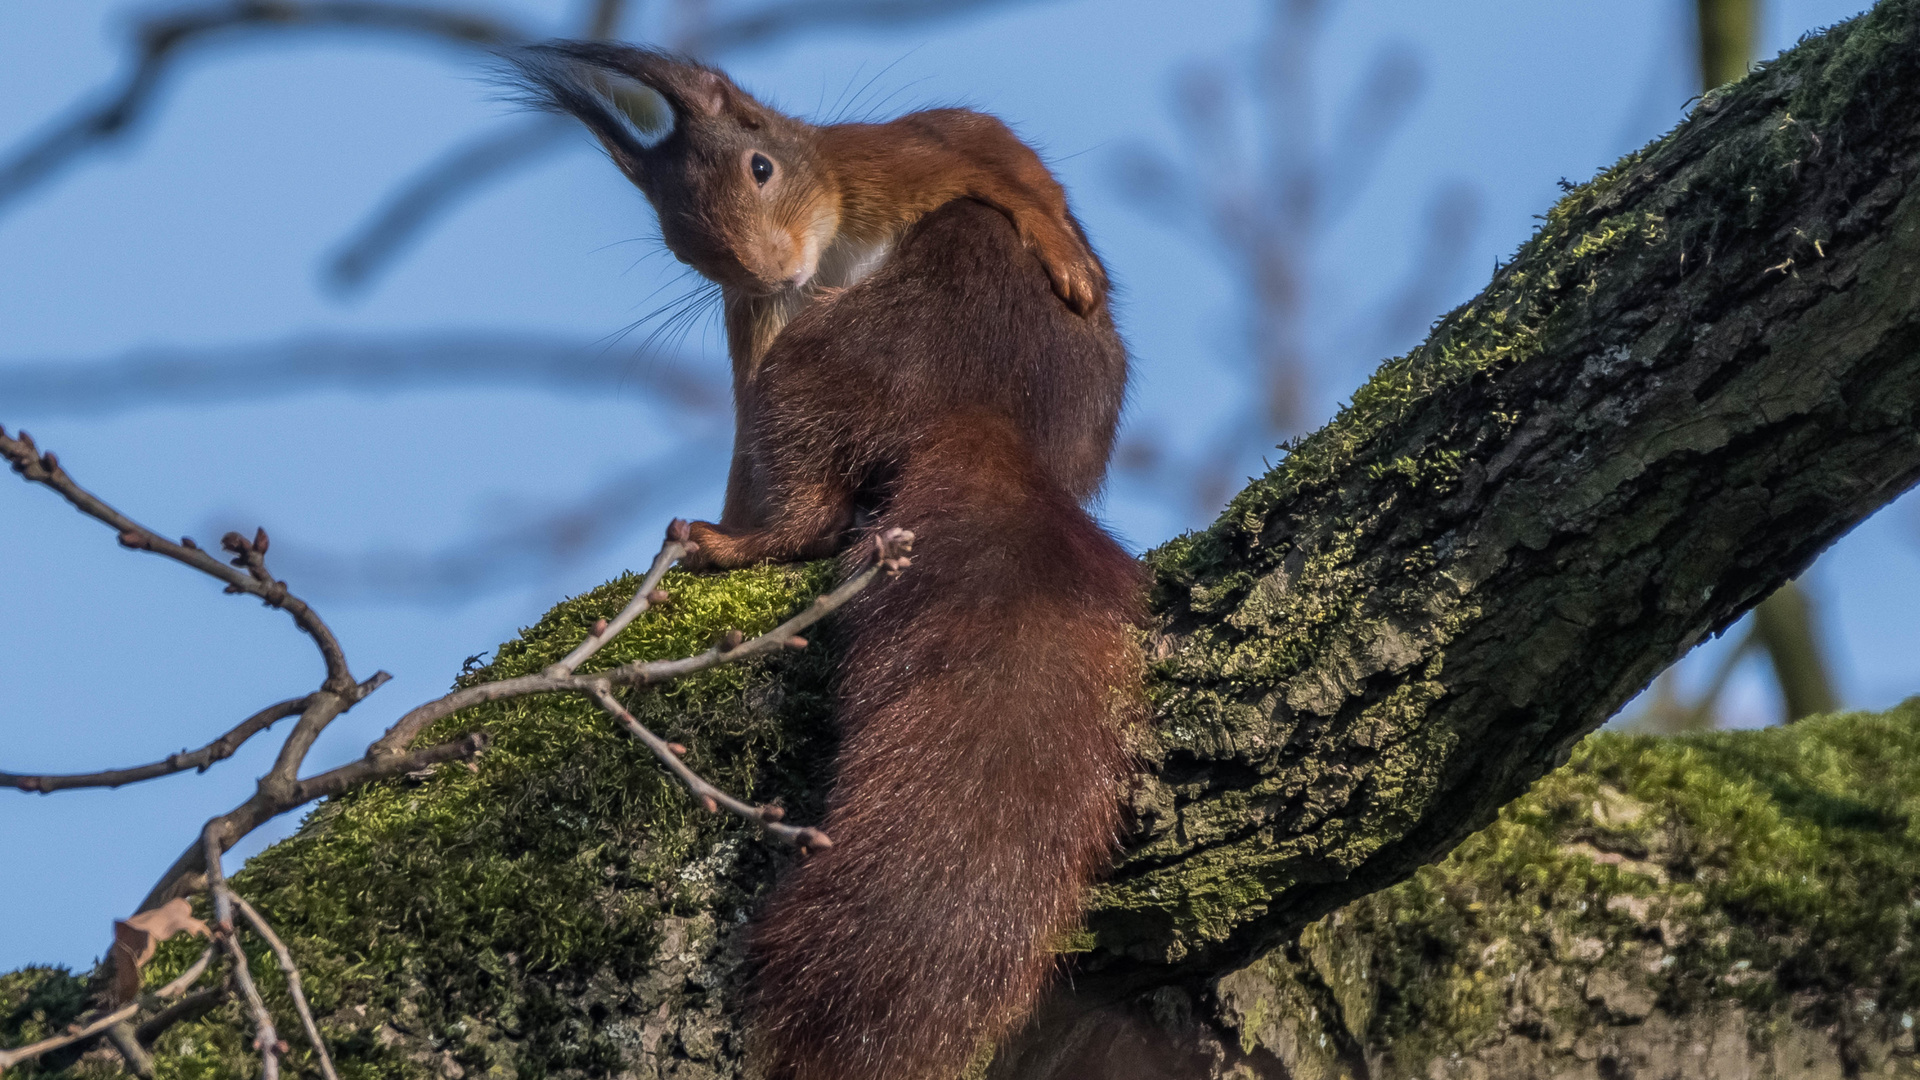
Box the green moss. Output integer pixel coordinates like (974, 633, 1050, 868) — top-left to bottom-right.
(1222, 701, 1920, 1076)
(13, 593, 1920, 1078)
(0, 968, 92, 1077)
(19, 562, 840, 1080)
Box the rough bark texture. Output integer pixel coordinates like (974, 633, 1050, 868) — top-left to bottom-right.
(11, 2, 1920, 1077)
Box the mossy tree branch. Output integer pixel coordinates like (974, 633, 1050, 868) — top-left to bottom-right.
(1091, 0, 1920, 975)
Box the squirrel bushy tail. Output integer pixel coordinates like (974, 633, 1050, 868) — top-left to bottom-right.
(748, 416, 1144, 1080)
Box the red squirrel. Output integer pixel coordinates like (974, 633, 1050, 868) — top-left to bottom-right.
(513, 45, 1142, 1080)
(510, 41, 1108, 529)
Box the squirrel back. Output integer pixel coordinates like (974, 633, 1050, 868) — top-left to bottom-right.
(688, 199, 1143, 1080)
(509, 43, 1109, 524)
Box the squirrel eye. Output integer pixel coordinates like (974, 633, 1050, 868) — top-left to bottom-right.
(750, 153, 774, 186)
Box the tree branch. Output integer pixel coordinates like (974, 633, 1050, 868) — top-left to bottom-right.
(0, 696, 308, 793)
(1086, 0, 1920, 975)
(0, 426, 362, 693)
(324, 118, 574, 293)
(228, 894, 339, 1080)
(0, 1, 529, 215)
(0, 945, 213, 1072)
(0, 334, 728, 417)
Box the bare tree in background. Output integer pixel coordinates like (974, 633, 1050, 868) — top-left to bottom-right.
(0, 0, 1854, 729)
(1110, 0, 1482, 511)
(1631, 0, 1844, 731)
(0, 0, 1039, 599)
(1108, 0, 1841, 731)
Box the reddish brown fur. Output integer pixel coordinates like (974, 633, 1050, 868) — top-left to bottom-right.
(510, 43, 1105, 527)
(684, 200, 1143, 1080)
(513, 47, 1140, 1078)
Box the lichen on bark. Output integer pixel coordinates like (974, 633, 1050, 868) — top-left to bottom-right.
(1189, 700, 1920, 1079)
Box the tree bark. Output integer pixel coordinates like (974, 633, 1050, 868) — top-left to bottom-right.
(998, 0, 1920, 1065)
(11, 2, 1920, 1078)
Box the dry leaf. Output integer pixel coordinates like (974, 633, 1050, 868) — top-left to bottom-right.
(108, 898, 210, 1005)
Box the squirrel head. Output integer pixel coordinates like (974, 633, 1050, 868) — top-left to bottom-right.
(510, 43, 839, 295)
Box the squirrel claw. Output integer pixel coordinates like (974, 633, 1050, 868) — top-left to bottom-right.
(1046, 260, 1103, 317)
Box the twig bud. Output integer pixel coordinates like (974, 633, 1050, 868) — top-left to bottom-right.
(647, 590, 669, 605)
(181, 536, 198, 549)
(721, 629, 745, 651)
(759, 805, 786, 822)
(592, 618, 609, 637)
(666, 742, 688, 757)
(786, 636, 808, 649)
(700, 795, 718, 814)
(252, 527, 269, 554)
(797, 827, 833, 851)
(40, 452, 58, 471)
(220, 531, 249, 555)
(117, 531, 148, 549)
(667, 519, 691, 543)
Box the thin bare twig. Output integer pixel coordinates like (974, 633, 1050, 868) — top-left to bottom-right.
(136, 726, 490, 913)
(367, 525, 912, 758)
(1, 697, 307, 793)
(546, 534, 686, 677)
(0, 432, 903, 949)
(203, 827, 282, 1080)
(0, 945, 214, 1073)
(0, 426, 364, 693)
(585, 527, 911, 849)
(592, 686, 831, 849)
(220, 920, 282, 1080)
(229, 894, 339, 1080)
(134, 522, 888, 905)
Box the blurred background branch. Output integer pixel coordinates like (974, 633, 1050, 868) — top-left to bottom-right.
(0, 0, 1044, 603)
(1697, 0, 1760, 90)
(1110, 0, 1479, 512)
(0, 0, 1859, 714)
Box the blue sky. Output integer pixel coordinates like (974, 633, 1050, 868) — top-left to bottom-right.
(0, 0, 1900, 971)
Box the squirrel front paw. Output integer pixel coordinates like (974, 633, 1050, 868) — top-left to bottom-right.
(1023, 223, 1106, 317)
(678, 519, 732, 571)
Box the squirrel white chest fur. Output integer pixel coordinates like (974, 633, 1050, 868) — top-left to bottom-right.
(727, 230, 898, 378)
